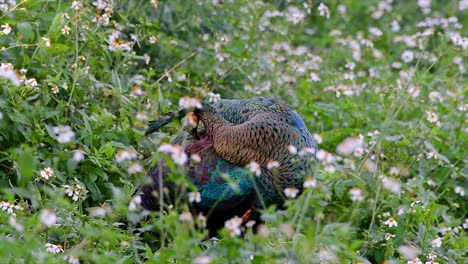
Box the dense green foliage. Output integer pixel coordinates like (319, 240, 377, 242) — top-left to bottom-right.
(0, 0, 467, 263)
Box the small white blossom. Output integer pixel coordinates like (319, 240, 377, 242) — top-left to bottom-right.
(317, 3, 330, 19)
(53, 125, 75, 143)
(336, 136, 363, 155)
(266, 160, 280, 170)
(382, 176, 401, 194)
(178, 96, 202, 109)
(63, 255, 80, 264)
(115, 149, 138, 163)
(61, 26, 71, 35)
(402, 50, 414, 63)
(149, 36, 159, 44)
(248, 161, 261, 176)
(73, 149, 85, 162)
(425, 110, 439, 123)
(310, 72, 320, 82)
(45, 243, 64, 254)
(39, 209, 57, 227)
(128, 195, 141, 211)
(42, 37, 51, 47)
(384, 217, 398, 227)
(312, 133, 323, 144)
(431, 237, 442, 248)
(303, 177, 317, 188)
(206, 92, 221, 102)
(71, 1, 82, 10)
(407, 258, 422, 264)
(193, 256, 212, 264)
(128, 162, 144, 174)
(284, 187, 299, 199)
(349, 187, 364, 201)
(287, 145, 298, 155)
(1, 23, 12, 35)
(40, 167, 55, 180)
(224, 216, 243, 237)
(454, 186, 465, 196)
(158, 144, 188, 165)
(188, 191, 201, 203)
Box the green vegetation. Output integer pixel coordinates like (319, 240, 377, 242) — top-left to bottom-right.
(0, 0, 466, 263)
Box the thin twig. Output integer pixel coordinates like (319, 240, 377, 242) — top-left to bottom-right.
(154, 51, 197, 84)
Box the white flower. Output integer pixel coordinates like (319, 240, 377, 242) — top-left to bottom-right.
(149, 36, 159, 44)
(454, 186, 465, 196)
(1, 23, 11, 35)
(71, 1, 82, 10)
(266, 160, 280, 170)
(64, 181, 86, 201)
(369, 27, 383, 37)
(312, 133, 323, 144)
(303, 177, 317, 188)
(310, 72, 320, 82)
(425, 111, 439, 123)
(428, 91, 442, 102)
(191, 153, 201, 163)
(89, 204, 112, 218)
(285, 6, 305, 24)
(317, 3, 330, 19)
(0, 201, 15, 214)
(353, 147, 365, 157)
(193, 256, 212, 264)
(0, 62, 21, 86)
(336, 136, 363, 155)
(45, 243, 64, 254)
(128, 195, 141, 211)
(390, 167, 400, 176)
(391, 20, 400, 32)
(349, 187, 364, 202)
(408, 85, 420, 98)
(178, 96, 202, 109)
(61, 26, 71, 35)
(407, 258, 422, 264)
(39, 209, 57, 227)
(287, 145, 298, 155)
(73, 149, 85, 162)
(206, 92, 221, 102)
(179, 211, 193, 222)
(42, 37, 51, 47)
(385, 233, 395, 240)
(284, 187, 299, 199)
(128, 162, 144, 174)
(188, 192, 201, 203)
(136, 112, 148, 121)
(224, 216, 243, 237)
(463, 219, 468, 229)
(431, 237, 442, 248)
(248, 161, 261, 176)
(401, 50, 414, 63)
(427, 252, 437, 261)
(40, 167, 55, 180)
(384, 217, 398, 227)
(398, 245, 420, 260)
(382, 176, 401, 194)
(26, 78, 38, 87)
(63, 255, 80, 264)
(53, 125, 75, 143)
(115, 149, 138, 163)
(9, 215, 24, 232)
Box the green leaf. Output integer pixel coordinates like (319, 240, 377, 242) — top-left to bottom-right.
(17, 22, 35, 42)
(16, 149, 36, 183)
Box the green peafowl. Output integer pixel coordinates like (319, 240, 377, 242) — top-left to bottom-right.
(140, 97, 316, 236)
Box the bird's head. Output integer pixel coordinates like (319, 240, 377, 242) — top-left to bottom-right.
(193, 102, 227, 133)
